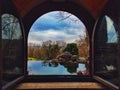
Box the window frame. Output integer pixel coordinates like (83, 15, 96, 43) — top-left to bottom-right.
(93, 16, 119, 90)
(23, 0, 95, 81)
(92, 0, 120, 89)
(0, 0, 2, 90)
(1, 0, 25, 90)
(27, 11, 91, 77)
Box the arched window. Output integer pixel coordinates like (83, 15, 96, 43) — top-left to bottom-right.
(2, 14, 24, 86)
(27, 11, 90, 76)
(94, 15, 119, 86)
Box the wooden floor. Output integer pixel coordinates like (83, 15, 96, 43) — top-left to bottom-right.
(15, 82, 105, 90)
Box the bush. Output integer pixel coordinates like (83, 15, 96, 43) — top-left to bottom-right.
(64, 43, 78, 55)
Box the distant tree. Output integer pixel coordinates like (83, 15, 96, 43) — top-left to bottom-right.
(40, 48, 48, 60)
(77, 31, 89, 59)
(28, 46, 34, 57)
(50, 44, 60, 58)
(46, 44, 60, 59)
(64, 43, 78, 55)
(33, 48, 41, 59)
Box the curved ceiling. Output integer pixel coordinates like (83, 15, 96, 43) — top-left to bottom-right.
(12, 0, 108, 19)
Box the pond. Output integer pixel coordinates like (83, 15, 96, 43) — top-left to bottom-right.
(27, 61, 89, 75)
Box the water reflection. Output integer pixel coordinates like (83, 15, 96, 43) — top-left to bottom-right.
(59, 62, 78, 73)
(28, 61, 89, 75)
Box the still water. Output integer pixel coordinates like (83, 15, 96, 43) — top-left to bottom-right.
(28, 61, 87, 75)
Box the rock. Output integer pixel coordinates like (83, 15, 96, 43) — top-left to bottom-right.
(77, 71, 83, 76)
(57, 51, 79, 62)
(57, 51, 72, 61)
(71, 55, 78, 61)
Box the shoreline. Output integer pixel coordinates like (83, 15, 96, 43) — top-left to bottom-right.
(28, 58, 89, 64)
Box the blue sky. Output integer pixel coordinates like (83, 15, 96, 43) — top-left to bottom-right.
(106, 16, 118, 43)
(28, 11, 86, 44)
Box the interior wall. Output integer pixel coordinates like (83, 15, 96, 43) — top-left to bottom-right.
(12, 0, 108, 19)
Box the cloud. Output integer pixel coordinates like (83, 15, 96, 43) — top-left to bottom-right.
(28, 28, 86, 44)
(28, 11, 87, 44)
(31, 12, 69, 31)
(30, 11, 85, 31)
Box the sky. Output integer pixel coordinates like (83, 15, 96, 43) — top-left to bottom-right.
(28, 11, 86, 45)
(105, 15, 118, 43)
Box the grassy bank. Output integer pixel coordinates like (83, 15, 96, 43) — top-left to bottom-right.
(28, 57, 38, 61)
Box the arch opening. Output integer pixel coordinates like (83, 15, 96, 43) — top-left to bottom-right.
(27, 11, 90, 76)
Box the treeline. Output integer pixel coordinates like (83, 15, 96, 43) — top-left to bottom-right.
(28, 44, 61, 60)
(28, 43, 79, 60)
(28, 42, 89, 61)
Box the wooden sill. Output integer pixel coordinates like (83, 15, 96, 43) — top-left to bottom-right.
(15, 82, 105, 89)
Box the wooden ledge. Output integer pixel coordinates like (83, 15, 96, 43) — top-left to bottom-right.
(15, 82, 105, 89)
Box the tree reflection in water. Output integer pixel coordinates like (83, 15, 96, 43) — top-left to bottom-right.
(43, 61, 89, 75)
(59, 62, 78, 73)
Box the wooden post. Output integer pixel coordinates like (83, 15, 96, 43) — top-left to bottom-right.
(0, 0, 2, 90)
(117, 16, 120, 90)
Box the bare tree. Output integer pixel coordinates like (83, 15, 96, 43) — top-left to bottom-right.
(57, 11, 80, 24)
(2, 14, 19, 40)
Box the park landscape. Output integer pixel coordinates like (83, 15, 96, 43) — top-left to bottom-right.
(27, 11, 90, 76)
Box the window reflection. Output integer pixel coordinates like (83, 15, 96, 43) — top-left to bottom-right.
(106, 16, 118, 43)
(94, 15, 119, 86)
(2, 14, 24, 86)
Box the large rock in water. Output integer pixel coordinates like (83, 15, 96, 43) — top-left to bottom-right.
(57, 51, 72, 61)
(57, 52, 78, 61)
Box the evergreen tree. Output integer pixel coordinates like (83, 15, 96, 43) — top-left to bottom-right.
(64, 43, 78, 55)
